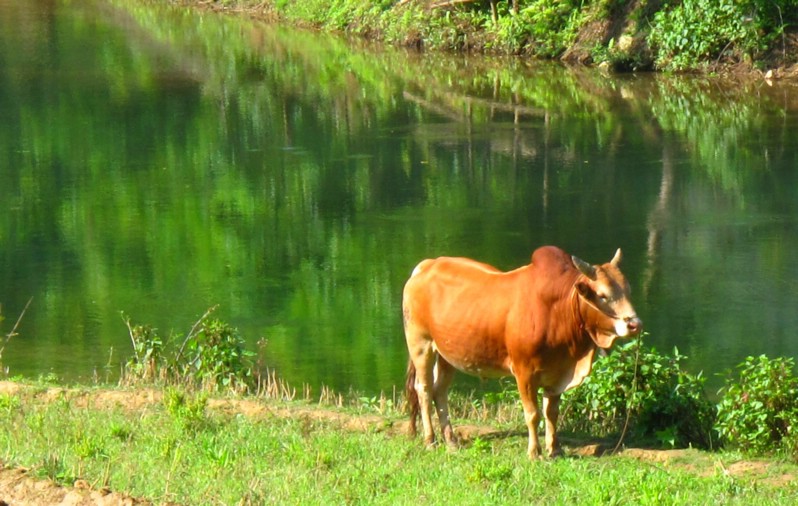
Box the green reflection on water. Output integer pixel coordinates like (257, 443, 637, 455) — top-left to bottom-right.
(2, 0, 798, 395)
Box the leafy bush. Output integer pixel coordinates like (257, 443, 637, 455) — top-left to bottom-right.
(178, 318, 255, 391)
(511, 0, 585, 57)
(561, 339, 716, 449)
(715, 355, 798, 457)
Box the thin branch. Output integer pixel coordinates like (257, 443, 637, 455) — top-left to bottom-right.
(431, 0, 478, 9)
(1, 297, 33, 356)
(612, 336, 642, 454)
(3, 297, 32, 344)
(775, 3, 786, 62)
(176, 305, 219, 363)
(121, 313, 139, 360)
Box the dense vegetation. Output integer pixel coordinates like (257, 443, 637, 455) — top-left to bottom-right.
(197, 0, 798, 71)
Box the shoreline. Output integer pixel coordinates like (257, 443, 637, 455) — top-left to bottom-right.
(171, 0, 798, 80)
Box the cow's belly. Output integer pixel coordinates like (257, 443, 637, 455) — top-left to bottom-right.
(432, 339, 510, 379)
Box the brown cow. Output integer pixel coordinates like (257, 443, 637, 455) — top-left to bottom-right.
(403, 246, 642, 458)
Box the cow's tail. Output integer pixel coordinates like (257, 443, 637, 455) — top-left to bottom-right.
(405, 359, 419, 437)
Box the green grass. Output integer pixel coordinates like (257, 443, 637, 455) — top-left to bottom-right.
(2, 382, 798, 504)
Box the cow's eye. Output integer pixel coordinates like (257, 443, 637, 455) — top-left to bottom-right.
(598, 294, 609, 304)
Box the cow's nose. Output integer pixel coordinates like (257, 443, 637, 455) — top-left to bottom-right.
(625, 316, 642, 335)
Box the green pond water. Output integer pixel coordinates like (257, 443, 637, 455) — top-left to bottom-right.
(2, 0, 798, 395)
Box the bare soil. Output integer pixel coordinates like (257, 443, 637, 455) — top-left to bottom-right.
(0, 381, 793, 504)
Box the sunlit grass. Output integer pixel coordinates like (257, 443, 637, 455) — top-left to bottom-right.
(2, 381, 798, 504)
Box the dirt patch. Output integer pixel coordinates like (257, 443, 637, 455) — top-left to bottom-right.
(0, 464, 147, 506)
(1, 381, 796, 502)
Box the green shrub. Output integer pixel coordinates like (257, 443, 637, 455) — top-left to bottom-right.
(715, 355, 798, 457)
(179, 318, 255, 392)
(649, 0, 798, 71)
(561, 339, 716, 449)
(513, 0, 585, 57)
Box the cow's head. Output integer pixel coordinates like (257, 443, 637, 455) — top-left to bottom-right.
(572, 248, 643, 348)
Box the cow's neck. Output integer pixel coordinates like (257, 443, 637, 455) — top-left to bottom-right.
(569, 286, 600, 354)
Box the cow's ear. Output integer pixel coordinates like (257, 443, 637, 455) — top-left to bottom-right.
(575, 280, 593, 299)
(611, 248, 622, 266)
(572, 256, 596, 280)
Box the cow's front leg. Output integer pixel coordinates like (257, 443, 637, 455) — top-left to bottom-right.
(514, 373, 541, 459)
(542, 394, 562, 457)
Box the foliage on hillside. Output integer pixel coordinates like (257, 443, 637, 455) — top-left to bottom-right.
(193, 0, 798, 72)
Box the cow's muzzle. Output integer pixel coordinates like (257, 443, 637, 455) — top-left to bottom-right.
(624, 315, 642, 335)
(614, 315, 642, 337)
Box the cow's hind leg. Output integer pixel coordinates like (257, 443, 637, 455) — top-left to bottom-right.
(543, 393, 562, 458)
(406, 327, 437, 446)
(433, 357, 458, 447)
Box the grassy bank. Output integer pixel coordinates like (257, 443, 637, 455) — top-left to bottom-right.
(2, 380, 798, 504)
(5, 306, 798, 502)
(178, 0, 798, 73)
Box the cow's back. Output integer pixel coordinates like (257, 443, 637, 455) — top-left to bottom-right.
(404, 256, 507, 322)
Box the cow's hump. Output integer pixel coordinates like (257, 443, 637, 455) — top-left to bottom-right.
(526, 246, 577, 307)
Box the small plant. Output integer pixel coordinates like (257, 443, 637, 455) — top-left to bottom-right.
(163, 387, 210, 433)
(109, 422, 134, 442)
(0, 393, 20, 413)
(123, 314, 164, 382)
(715, 355, 798, 458)
(561, 338, 716, 448)
(39, 454, 72, 483)
(358, 395, 381, 413)
(73, 432, 107, 460)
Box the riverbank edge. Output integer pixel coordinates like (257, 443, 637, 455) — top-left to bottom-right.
(169, 0, 798, 80)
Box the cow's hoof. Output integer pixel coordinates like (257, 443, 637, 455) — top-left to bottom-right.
(444, 439, 460, 452)
(443, 430, 459, 449)
(527, 449, 543, 461)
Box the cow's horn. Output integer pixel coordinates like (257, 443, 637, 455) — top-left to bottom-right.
(572, 255, 596, 279)
(611, 248, 622, 266)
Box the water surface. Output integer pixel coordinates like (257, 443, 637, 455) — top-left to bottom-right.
(2, 0, 798, 394)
